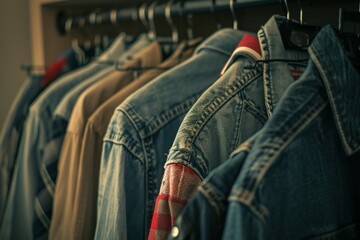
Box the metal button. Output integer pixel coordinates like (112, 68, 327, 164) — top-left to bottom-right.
(171, 226, 179, 238)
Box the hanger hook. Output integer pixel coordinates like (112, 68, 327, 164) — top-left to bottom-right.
(110, 9, 118, 25)
(65, 17, 73, 33)
(148, 0, 160, 40)
(89, 11, 97, 25)
(180, 0, 194, 40)
(230, 0, 239, 30)
(211, 0, 222, 30)
(66, 16, 80, 50)
(282, 0, 290, 20)
(139, 2, 149, 32)
(165, 0, 179, 43)
(297, 0, 303, 24)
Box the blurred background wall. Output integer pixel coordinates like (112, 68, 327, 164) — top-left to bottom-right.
(0, 0, 32, 129)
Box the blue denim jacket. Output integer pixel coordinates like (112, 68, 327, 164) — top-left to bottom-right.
(223, 25, 360, 240)
(154, 17, 309, 239)
(0, 50, 83, 223)
(0, 34, 128, 240)
(168, 132, 260, 240)
(0, 75, 43, 221)
(165, 15, 308, 179)
(95, 29, 247, 240)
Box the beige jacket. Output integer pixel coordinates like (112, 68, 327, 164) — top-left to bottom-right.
(49, 41, 162, 240)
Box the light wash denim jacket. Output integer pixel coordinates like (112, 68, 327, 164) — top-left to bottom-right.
(95, 29, 248, 240)
(153, 15, 309, 240)
(223, 25, 360, 240)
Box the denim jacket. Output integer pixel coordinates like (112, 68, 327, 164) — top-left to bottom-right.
(95, 29, 247, 240)
(0, 75, 43, 221)
(223, 25, 360, 240)
(168, 132, 260, 240)
(151, 15, 309, 240)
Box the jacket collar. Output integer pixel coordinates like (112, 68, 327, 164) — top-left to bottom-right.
(259, 15, 309, 117)
(309, 25, 360, 155)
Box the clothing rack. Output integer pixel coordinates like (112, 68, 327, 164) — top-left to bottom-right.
(56, 0, 281, 34)
(33, 0, 354, 68)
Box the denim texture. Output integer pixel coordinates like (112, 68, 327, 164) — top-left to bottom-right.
(34, 116, 67, 239)
(152, 16, 309, 240)
(95, 29, 246, 240)
(165, 16, 308, 178)
(0, 75, 43, 221)
(164, 47, 266, 180)
(222, 25, 360, 240)
(168, 132, 260, 240)
(0, 49, 83, 224)
(0, 34, 129, 240)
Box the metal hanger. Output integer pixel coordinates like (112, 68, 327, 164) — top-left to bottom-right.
(148, 0, 160, 40)
(108, 9, 120, 48)
(281, 0, 290, 21)
(277, 0, 320, 51)
(298, 0, 304, 25)
(180, 0, 194, 40)
(93, 1, 172, 72)
(139, 2, 150, 34)
(165, 0, 203, 63)
(66, 16, 87, 64)
(86, 11, 103, 56)
(165, 0, 179, 44)
(338, 0, 360, 32)
(109, 8, 135, 43)
(211, 0, 222, 30)
(245, 0, 313, 70)
(229, 0, 239, 30)
(80, 13, 96, 52)
(21, 13, 89, 76)
(109, 9, 118, 25)
(107, 0, 174, 72)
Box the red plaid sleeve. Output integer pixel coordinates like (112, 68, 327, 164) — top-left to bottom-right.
(148, 163, 202, 240)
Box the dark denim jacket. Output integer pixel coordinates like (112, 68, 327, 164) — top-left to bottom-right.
(223, 25, 360, 240)
(168, 132, 260, 240)
(95, 29, 248, 240)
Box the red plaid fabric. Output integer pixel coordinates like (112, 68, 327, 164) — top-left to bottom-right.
(148, 164, 202, 240)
